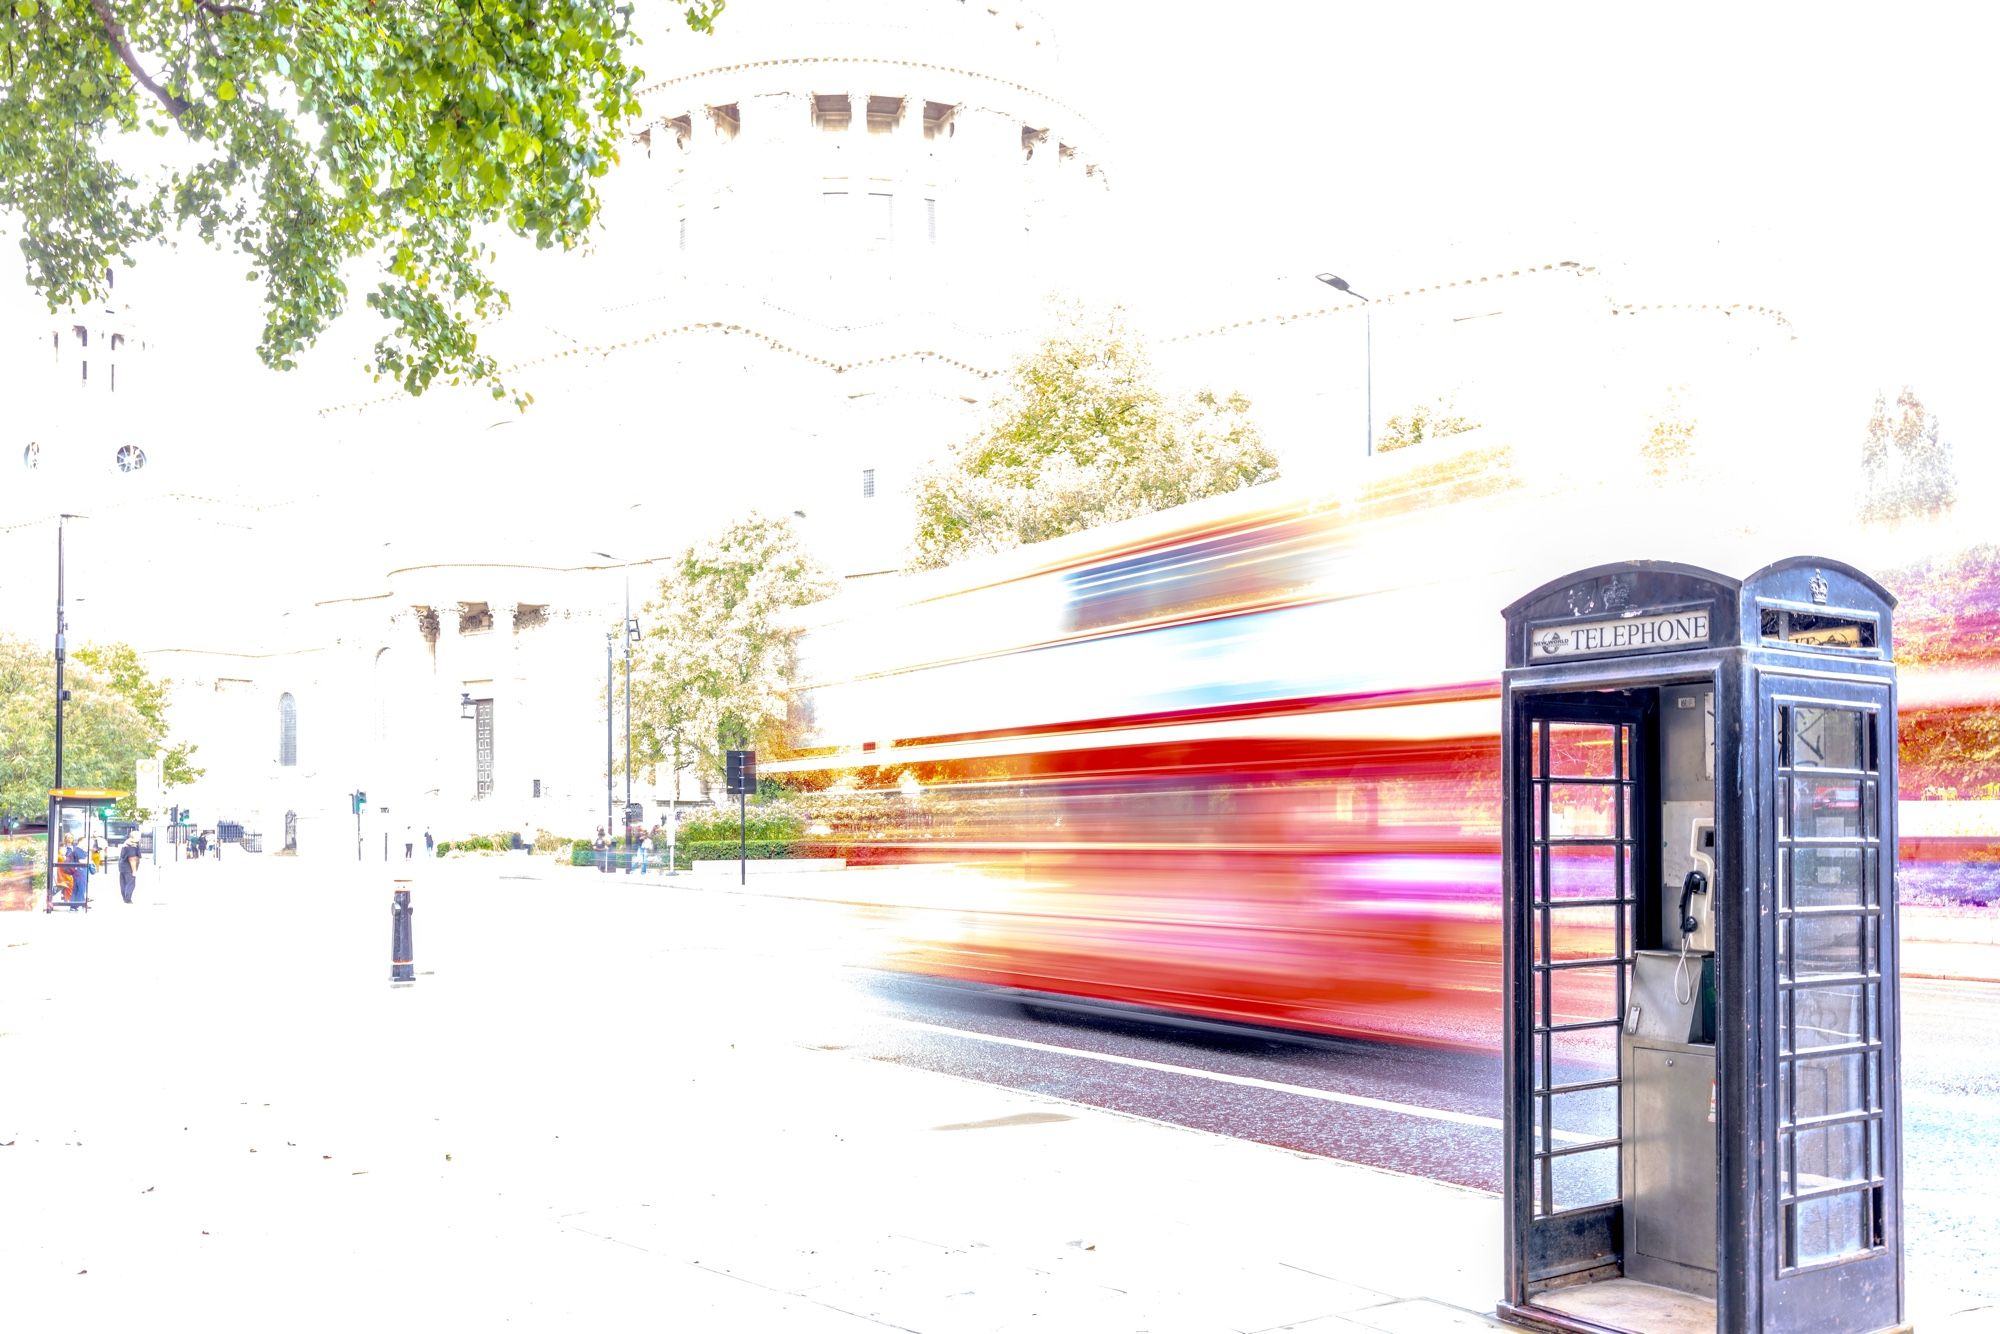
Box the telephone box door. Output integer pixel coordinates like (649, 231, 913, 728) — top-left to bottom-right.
(1755, 674, 1903, 1330)
(1506, 691, 1653, 1295)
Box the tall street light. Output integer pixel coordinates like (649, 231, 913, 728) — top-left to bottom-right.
(624, 579, 640, 851)
(1315, 272, 1372, 457)
(604, 629, 615, 851)
(54, 513, 82, 794)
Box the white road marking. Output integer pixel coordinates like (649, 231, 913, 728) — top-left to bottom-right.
(888, 1016, 1570, 1137)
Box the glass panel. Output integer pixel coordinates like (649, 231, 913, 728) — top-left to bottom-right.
(1549, 967, 1619, 1026)
(1551, 1026, 1618, 1088)
(1792, 778, 1864, 840)
(1547, 844, 1620, 900)
(1549, 906, 1618, 962)
(1550, 1085, 1619, 1142)
(1790, 708, 1866, 770)
(1794, 1053, 1868, 1120)
(1796, 1122, 1870, 1191)
(1794, 984, 1866, 1051)
(1792, 1191, 1872, 1266)
(1548, 783, 1617, 838)
(1547, 723, 1617, 778)
(1793, 915, 1866, 979)
(1792, 847, 1866, 908)
(1779, 991, 1793, 1054)
(1533, 1033, 1551, 1092)
(1532, 783, 1543, 843)
(1551, 1147, 1619, 1212)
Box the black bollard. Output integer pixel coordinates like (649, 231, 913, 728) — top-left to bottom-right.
(389, 884, 415, 985)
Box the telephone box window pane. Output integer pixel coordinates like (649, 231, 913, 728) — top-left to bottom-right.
(1793, 778, 1864, 840)
(1530, 723, 1544, 778)
(1551, 1026, 1617, 1087)
(1549, 966, 1619, 1026)
(1549, 905, 1618, 962)
(1548, 783, 1617, 838)
(1793, 984, 1866, 1051)
(1790, 707, 1866, 770)
(1547, 723, 1617, 778)
(1795, 1121, 1870, 1191)
(1533, 1034, 1552, 1094)
(1793, 915, 1865, 978)
(1778, 991, 1793, 1054)
(1547, 844, 1620, 900)
(1792, 847, 1865, 908)
(1551, 1147, 1619, 1212)
(1794, 1053, 1868, 1120)
(1791, 1191, 1872, 1266)
(1550, 1085, 1619, 1142)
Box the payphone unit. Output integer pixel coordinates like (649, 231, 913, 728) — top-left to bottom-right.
(1498, 559, 1906, 1334)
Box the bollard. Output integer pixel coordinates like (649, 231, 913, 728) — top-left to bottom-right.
(389, 882, 415, 985)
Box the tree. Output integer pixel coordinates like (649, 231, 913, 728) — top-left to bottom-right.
(630, 514, 836, 800)
(0, 1, 724, 407)
(72, 642, 203, 800)
(0, 634, 194, 825)
(1860, 387, 1957, 522)
(1376, 397, 1480, 455)
(908, 303, 1278, 570)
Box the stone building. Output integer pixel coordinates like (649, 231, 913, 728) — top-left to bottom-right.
(1, 0, 1810, 858)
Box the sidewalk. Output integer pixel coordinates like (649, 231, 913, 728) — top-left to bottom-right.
(2, 861, 1991, 1331)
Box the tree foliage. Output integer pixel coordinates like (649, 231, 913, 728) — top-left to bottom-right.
(629, 514, 836, 798)
(1860, 386, 1956, 522)
(909, 303, 1278, 570)
(0, 634, 196, 824)
(1884, 544, 2000, 801)
(1376, 397, 1480, 455)
(0, 0, 724, 406)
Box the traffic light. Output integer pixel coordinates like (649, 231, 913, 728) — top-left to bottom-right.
(351, 790, 367, 814)
(725, 749, 756, 796)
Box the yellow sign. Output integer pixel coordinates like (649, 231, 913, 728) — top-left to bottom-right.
(48, 788, 132, 800)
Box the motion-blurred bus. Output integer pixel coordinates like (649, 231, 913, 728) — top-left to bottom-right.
(767, 446, 1999, 1047)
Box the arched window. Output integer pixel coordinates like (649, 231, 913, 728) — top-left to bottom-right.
(279, 692, 297, 767)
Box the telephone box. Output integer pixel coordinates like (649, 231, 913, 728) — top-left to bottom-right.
(1497, 558, 1907, 1334)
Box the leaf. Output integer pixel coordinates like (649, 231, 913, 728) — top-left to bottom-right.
(216, 80, 236, 102)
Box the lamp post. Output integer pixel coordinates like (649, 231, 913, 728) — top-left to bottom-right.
(624, 578, 639, 851)
(1315, 272, 1372, 457)
(604, 629, 614, 854)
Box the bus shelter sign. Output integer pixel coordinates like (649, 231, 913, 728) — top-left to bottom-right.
(1529, 607, 1710, 661)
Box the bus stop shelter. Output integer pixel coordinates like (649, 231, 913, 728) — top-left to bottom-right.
(45, 788, 129, 912)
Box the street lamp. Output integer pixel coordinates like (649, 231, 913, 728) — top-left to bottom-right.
(1315, 272, 1373, 457)
(459, 691, 476, 721)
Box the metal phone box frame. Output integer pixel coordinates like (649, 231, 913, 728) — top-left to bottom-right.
(1497, 558, 1906, 1334)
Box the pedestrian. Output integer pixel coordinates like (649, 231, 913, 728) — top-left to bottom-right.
(634, 832, 652, 876)
(119, 834, 141, 904)
(403, 824, 415, 860)
(69, 838, 92, 908)
(424, 828, 434, 857)
(593, 827, 608, 874)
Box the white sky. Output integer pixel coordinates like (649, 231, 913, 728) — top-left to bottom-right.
(1058, 0, 1997, 457)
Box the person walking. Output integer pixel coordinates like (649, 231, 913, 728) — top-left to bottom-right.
(119, 835, 141, 903)
(403, 824, 415, 860)
(424, 828, 434, 857)
(593, 828, 608, 874)
(633, 832, 652, 877)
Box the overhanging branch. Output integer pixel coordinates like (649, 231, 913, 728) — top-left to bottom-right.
(89, 0, 191, 120)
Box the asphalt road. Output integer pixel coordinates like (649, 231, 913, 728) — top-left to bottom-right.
(757, 890, 2000, 1310)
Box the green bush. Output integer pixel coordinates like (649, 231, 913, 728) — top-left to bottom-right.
(435, 841, 452, 856)
(679, 805, 804, 845)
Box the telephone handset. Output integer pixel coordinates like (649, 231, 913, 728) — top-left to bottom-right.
(1680, 818, 1716, 951)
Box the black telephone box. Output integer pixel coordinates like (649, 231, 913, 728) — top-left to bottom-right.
(1497, 558, 1906, 1334)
